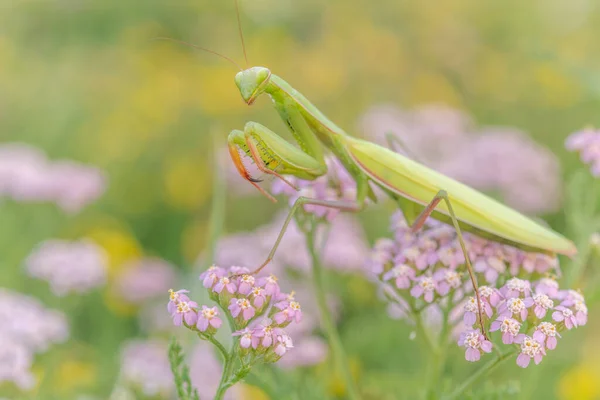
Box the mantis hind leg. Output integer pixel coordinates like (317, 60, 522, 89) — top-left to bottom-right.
(410, 190, 488, 339)
(384, 131, 422, 162)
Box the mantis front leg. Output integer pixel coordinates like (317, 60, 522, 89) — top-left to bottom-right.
(410, 190, 488, 339)
(227, 122, 328, 202)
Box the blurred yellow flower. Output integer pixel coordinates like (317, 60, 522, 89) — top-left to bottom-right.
(103, 289, 139, 316)
(182, 219, 209, 263)
(558, 363, 600, 400)
(53, 360, 97, 394)
(85, 226, 142, 276)
(321, 357, 362, 398)
(194, 65, 244, 115)
(409, 71, 462, 106)
(533, 63, 580, 108)
(162, 153, 212, 211)
(239, 383, 270, 400)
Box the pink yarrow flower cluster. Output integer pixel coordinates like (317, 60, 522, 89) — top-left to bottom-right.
(0, 289, 69, 389)
(565, 127, 600, 176)
(168, 265, 302, 363)
(367, 211, 587, 368)
(0, 143, 106, 213)
(25, 239, 108, 296)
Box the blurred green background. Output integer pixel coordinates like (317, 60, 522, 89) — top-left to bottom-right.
(2, 0, 600, 399)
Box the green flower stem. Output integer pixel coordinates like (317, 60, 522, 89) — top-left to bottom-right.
(306, 225, 362, 400)
(199, 332, 228, 361)
(442, 349, 517, 400)
(214, 341, 240, 400)
(425, 306, 451, 400)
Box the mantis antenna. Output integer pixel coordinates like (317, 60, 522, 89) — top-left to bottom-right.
(234, 0, 249, 67)
(153, 37, 243, 71)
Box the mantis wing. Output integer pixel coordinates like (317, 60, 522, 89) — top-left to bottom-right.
(345, 137, 577, 256)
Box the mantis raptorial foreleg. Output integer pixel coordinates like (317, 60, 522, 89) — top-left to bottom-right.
(227, 121, 328, 202)
(408, 190, 487, 339)
(246, 197, 362, 276)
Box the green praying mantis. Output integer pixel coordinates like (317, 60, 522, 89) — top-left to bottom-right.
(180, 3, 578, 337)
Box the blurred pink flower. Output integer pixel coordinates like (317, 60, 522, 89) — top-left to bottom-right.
(0, 289, 68, 389)
(277, 336, 328, 369)
(116, 257, 176, 304)
(0, 143, 106, 213)
(212, 213, 368, 276)
(0, 340, 35, 390)
(25, 239, 108, 296)
(360, 105, 562, 214)
(565, 127, 600, 176)
(272, 157, 358, 221)
(120, 339, 175, 397)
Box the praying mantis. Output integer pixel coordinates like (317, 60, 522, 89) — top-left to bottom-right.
(226, 64, 577, 335)
(187, 3, 578, 337)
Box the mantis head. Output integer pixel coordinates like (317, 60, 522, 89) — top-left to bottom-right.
(235, 66, 271, 105)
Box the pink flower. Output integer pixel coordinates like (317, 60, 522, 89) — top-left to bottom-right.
(498, 297, 530, 321)
(433, 269, 462, 296)
(258, 275, 281, 297)
(199, 265, 225, 289)
(479, 285, 503, 307)
(167, 289, 190, 314)
(274, 334, 294, 356)
(172, 300, 198, 327)
(533, 322, 560, 350)
(25, 239, 108, 296)
(213, 277, 237, 294)
(253, 320, 284, 348)
(515, 334, 546, 367)
(552, 306, 578, 329)
(273, 300, 302, 324)
(489, 317, 521, 344)
(463, 296, 492, 326)
(474, 256, 506, 284)
(501, 277, 531, 299)
(237, 275, 255, 295)
(535, 278, 560, 298)
(117, 258, 176, 304)
(196, 306, 222, 332)
(250, 286, 267, 308)
(228, 298, 255, 320)
(228, 265, 250, 276)
(410, 276, 437, 303)
(382, 264, 415, 289)
(458, 330, 493, 362)
(526, 293, 554, 319)
(565, 127, 600, 176)
(574, 301, 588, 326)
(232, 328, 256, 349)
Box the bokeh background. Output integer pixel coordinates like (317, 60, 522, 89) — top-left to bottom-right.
(2, 0, 600, 399)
